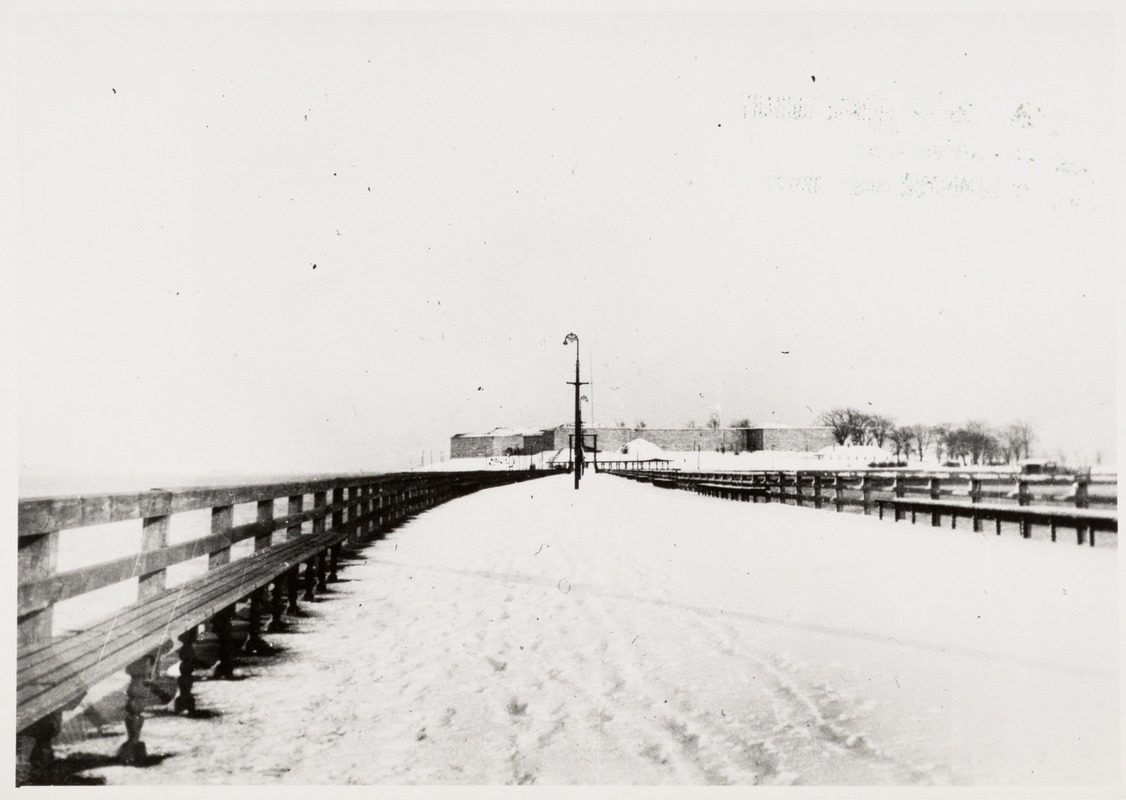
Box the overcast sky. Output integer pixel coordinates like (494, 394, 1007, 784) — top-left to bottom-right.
(9, 6, 1118, 481)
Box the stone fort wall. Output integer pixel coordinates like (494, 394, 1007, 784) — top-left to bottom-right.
(450, 434, 524, 458)
(452, 425, 835, 458)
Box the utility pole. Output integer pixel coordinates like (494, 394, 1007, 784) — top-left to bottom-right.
(590, 342, 595, 430)
(564, 333, 587, 490)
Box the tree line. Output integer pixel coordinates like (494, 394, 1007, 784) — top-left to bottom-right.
(818, 408, 1036, 466)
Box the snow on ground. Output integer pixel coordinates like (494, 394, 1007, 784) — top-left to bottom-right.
(57, 472, 1119, 786)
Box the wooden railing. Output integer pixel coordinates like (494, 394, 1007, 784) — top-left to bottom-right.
(606, 468, 1117, 546)
(16, 469, 545, 784)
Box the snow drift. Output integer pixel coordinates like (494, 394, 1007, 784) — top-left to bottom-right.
(56, 472, 1119, 786)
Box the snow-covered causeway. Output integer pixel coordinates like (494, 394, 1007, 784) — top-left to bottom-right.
(71, 472, 1119, 785)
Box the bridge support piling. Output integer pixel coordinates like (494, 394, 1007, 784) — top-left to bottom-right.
(212, 604, 237, 679)
(286, 567, 301, 615)
(244, 587, 271, 654)
(174, 626, 198, 714)
(269, 578, 286, 631)
(18, 711, 61, 783)
(303, 559, 317, 602)
(119, 649, 173, 765)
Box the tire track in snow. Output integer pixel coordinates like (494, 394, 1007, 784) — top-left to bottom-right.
(586, 505, 930, 785)
(538, 526, 777, 784)
(467, 529, 704, 784)
(565, 489, 907, 786)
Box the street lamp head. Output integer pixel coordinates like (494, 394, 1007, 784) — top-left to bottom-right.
(563, 333, 578, 345)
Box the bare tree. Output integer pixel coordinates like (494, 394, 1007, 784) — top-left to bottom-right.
(889, 426, 914, 461)
(706, 412, 721, 429)
(998, 424, 1023, 464)
(1013, 419, 1036, 460)
(963, 421, 992, 465)
(982, 432, 1003, 465)
(616, 420, 627, 428)
(848, 410, 874, 446)
(820, 408, 851, 445)
(940, 426, 971, 465)
(685, 420, 697, 429)
(867, 415, 894, 448)
(820, 407, 872, 446)
(932, 423, 952, 463)
(910, 424, 935, 462)
(730, 417, 753, 428)
(1004, 425, 1031, 464)
(636, 420, 647, 429)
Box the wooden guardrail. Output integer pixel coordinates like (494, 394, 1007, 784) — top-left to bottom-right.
(16, 469, 545, 784)
(606, 469, 1117, 546)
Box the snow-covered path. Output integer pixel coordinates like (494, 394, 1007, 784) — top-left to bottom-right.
(66, 472, 1119, 785)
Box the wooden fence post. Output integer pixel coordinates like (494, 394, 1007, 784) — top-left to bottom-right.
(330, 487, 345, 583)
(286, 495, 303, 614)
(209, 504, 233, 569)
(18, 531, 58, 648)
(862, 474, 873, 516)
(255, 498, 273, 550)
(206, 504, 238, 678)
(1075, 474, 1090, 546)
(239, 498, 276, 654)
(891, 474, 903, 521)
(139, 495, 171, 599)
(16, 528, 59, 780)
(313, 491, 327, 594)
(332, 487, 345, 536)
(929, 477, 941, 527)
(970, 477, 983, 533)
(834, 476, 843, 512)
(794, 472, 804, 507)
(1017, 480, 1031, 538)
(813, 474, 823, 509)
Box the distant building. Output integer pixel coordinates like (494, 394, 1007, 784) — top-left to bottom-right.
(449, 423, 834, 459)
(449, 427, 549, 458)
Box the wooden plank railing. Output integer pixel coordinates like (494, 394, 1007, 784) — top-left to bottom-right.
(606, 468, 1116, 546)
(15, 469, 545, 784)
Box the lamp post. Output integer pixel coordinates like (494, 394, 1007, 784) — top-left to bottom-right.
(589, 341, 596, 429)
(564, 333, 587, 490)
